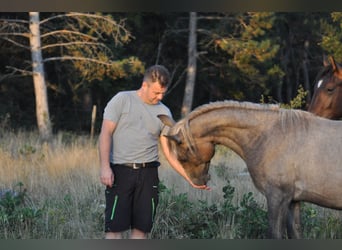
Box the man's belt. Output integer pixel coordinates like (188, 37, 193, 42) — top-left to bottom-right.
(113, 161, 160, 169)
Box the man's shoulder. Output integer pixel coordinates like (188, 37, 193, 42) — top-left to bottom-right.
(114, 90, 135, 98)
(157, 101, 172, 115)
(110, 90, 135, 103)
(158, 101, 168, 109)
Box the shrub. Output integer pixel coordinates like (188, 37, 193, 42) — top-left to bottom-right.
(152, 181, 269, 239)
(0, 182, 42, 238)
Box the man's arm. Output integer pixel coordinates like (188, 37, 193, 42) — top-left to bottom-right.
(99, 119, 116, 187)
(160, 135, 210, 190)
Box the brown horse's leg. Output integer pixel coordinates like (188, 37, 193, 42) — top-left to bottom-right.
(286, 201, 302, 239)
(266, 191, 291, 239)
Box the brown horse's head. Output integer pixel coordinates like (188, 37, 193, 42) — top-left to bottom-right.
(308, 56, 342, 120)
(158, 114, 215, 185)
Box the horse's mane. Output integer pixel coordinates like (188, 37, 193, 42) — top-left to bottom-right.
(171, 101, 312, 153)
(315, 64, 334, 83)
(187, 100, 280, 121)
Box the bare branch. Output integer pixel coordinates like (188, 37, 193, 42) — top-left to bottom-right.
(6, 66, 33, 76)
(0, 37, 30, 49)
(37, 13, 129, 50)
(39, 12, 132, 46)
(197, 29, 216, 36)
(40, 12, 123, 28)
(165, 65, 187, 96)
(41, 41, 112, 54)
(41, 30, 98, 41)
(0, 18, 29, 24)
(196, 15, 237, 21)
(43, 56, 113, 66)
(0, 32, 30, 38)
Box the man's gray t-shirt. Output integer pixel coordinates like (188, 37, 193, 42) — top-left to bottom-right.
(103, 91, 172, 164)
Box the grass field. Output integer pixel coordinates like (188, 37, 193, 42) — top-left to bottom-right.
(0, 129, 341, 239)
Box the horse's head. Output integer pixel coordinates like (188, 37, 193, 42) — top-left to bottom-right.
(158, 114, 215, 185)
(308, 56, 342, 120)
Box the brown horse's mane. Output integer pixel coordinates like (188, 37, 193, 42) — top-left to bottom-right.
(171, 101, 312, 153)
(315, 63, 334, 83)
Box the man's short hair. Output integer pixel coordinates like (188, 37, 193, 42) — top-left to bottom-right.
(143, 65, 170, 87)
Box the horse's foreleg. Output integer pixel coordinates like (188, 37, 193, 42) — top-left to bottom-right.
(266, 192, 291, 239)
(266, 206, 285, 238)
(286, 201, 302, 239)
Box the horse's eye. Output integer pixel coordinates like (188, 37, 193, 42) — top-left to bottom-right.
(326, 87, 335, 93)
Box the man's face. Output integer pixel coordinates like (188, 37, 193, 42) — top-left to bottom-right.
(143, 81, 167, 105)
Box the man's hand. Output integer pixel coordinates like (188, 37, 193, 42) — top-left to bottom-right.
(100, 166, 114, 187)
(189, 181, 211, 191)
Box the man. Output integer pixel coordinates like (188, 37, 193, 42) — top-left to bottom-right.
(99, 65, 208, 239)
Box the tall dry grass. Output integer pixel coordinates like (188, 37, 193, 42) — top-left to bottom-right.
(0, 130, 103, 238)
(0, 131, 99, 197)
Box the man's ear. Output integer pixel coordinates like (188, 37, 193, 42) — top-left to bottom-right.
(157, 114, 175, 127)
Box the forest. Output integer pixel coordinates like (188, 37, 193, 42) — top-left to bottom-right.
(1, 12, 342, 136)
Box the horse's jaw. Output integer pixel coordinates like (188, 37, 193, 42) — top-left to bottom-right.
(190, 174, 211, 186)
(185, 163, 211, 186)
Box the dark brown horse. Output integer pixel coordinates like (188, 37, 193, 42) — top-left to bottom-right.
(158, 101, 342, 239)
(308, 56, 342, 119)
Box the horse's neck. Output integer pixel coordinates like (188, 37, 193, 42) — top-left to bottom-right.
(191, 108, 275, 159)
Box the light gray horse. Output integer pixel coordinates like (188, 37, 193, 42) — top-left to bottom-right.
(159, 100, 342, 239)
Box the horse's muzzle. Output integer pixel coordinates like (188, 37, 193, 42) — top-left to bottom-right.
(193, 173, 211, 186)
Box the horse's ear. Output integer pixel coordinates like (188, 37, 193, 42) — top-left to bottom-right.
(158, 114, 183, 144)
(329, 56, 342, 79)
(329, 56, 338, 71)
(158, 114, 175, 127)
(323, 54, 330, 67)
(164, 134, 182, 144)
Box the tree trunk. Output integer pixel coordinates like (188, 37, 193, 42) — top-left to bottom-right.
(29, 12, 52, 142)
(181, 12, 197, 117)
